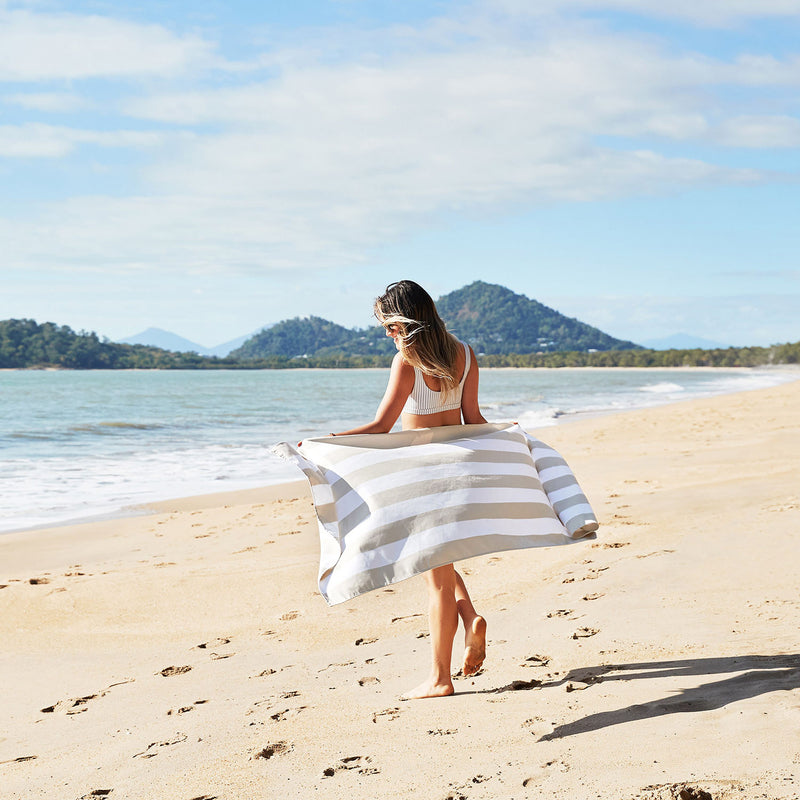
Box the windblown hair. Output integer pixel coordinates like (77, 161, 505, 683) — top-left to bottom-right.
(374, 280, 461, 399)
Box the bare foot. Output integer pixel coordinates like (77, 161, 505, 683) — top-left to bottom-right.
(463, 615, 486, 677)
(400, 679, 454, 701)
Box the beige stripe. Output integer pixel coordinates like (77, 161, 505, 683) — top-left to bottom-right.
(340, 448, 533, 486)
(304, 423, 519, 464)
(540, 473, 582, 493)
(368, 473, 543, 510)
(335, 474, 544, 538)
(348, 500, 560, 554)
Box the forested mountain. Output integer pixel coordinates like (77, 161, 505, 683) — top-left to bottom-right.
(231, 316, 373, 360)
(231, 281, 639, 359)
(436, 281, 639, 353)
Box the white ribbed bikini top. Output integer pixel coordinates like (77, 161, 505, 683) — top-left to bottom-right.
(402, 341, 471, 416)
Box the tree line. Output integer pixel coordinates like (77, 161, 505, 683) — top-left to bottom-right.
(1, 318, 798, 370)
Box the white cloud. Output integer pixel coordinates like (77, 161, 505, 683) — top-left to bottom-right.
(0, 6, 794, 281)
(714, 115, 800, 148)
(3, 91, 89, 112)
(0, 123, 167, 157)
(0, 9, 215, 81)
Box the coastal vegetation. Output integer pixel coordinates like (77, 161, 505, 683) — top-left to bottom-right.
(2, 318, 798, 370)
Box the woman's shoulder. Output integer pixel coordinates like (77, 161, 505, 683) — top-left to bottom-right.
(392, 351, 416, 374)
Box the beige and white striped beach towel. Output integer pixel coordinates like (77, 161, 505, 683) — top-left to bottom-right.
(273, 422, 598, 605)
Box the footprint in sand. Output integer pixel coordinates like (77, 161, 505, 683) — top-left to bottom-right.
(0, 755, 38, 765)
(358, 676, 380, 686)
(196, 637, 231, 650)
(546, 609, 575, 619)
(322, 755, 379, 777)
(354, 637, 378, 646)
(281, 611, 300, 621)
(79, 790, 113, 799)
(522, 654, 550, 668)
(270, 707, 307, 722)
(565, 676, 603, 692)
(446, 775, 492, 799)
(28, 577, 51, 585)
(159, 665, 192, 677)
(254, 742, 293, 760)
(636, 549, 676, 559)
(582, 592, 604, 601)
(40, 678, 134, 715)
(522, 760, 570, 785)
(168, 700, 208, 716)
(581, 567, 609, 580)
(571, 627, 599, 639)
(494, 679, 541, 692)
(251, 668, 277, 678)
(133, 733, 187, 759)
(372, 708, 401, 723)
(428, 728, 458, 736)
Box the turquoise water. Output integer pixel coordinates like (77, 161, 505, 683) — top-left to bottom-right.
(1, 367, 796, 532)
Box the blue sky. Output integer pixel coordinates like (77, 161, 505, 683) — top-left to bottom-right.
(1, 0, 799, 348)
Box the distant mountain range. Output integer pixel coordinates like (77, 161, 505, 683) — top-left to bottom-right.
(115, 287, 733, 359)
(118, 327, 266, 357)
(232, 281, 641, 359)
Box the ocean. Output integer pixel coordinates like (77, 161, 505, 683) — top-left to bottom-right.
(1, 366, 796, 533)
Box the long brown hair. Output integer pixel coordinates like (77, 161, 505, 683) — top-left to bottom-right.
(374, 280, 461, 398)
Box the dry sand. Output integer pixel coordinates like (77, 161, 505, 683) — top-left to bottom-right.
(1, 380, 799, 800)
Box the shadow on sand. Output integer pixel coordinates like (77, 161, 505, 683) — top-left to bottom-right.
(528, 653, 800, 740)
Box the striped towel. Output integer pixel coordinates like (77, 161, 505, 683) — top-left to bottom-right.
(272, 422, 598, 605)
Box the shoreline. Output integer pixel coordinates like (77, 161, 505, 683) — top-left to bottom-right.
(2, 379, 799, 798)
(4, 374, 798, 538)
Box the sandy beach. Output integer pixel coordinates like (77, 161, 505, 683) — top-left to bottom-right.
(2, 379, 799, 800)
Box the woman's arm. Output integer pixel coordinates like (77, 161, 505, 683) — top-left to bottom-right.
(331, 352, 415, 436)
(461, 345, 487, 425)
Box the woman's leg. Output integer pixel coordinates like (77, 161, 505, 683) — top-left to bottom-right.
(454, 569, 486, 677)
(401, 564, 458, 699)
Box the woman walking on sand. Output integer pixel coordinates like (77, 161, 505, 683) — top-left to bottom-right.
(326, 280, 488, 699)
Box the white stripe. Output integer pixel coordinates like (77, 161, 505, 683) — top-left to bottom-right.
(547, 484, 586, 503)
(559, 502, 596, 521)
(330, 516, 569, 585)
(537, 464, 573, 482)
(353, 460, 538, 497)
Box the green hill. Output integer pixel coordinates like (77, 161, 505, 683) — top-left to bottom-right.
(231, 281, 640, 359)
(0, 319, 223, 369)
(435, 281, 639, 354)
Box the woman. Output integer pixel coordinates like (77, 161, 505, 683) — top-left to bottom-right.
(331, 280, 488, 700)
